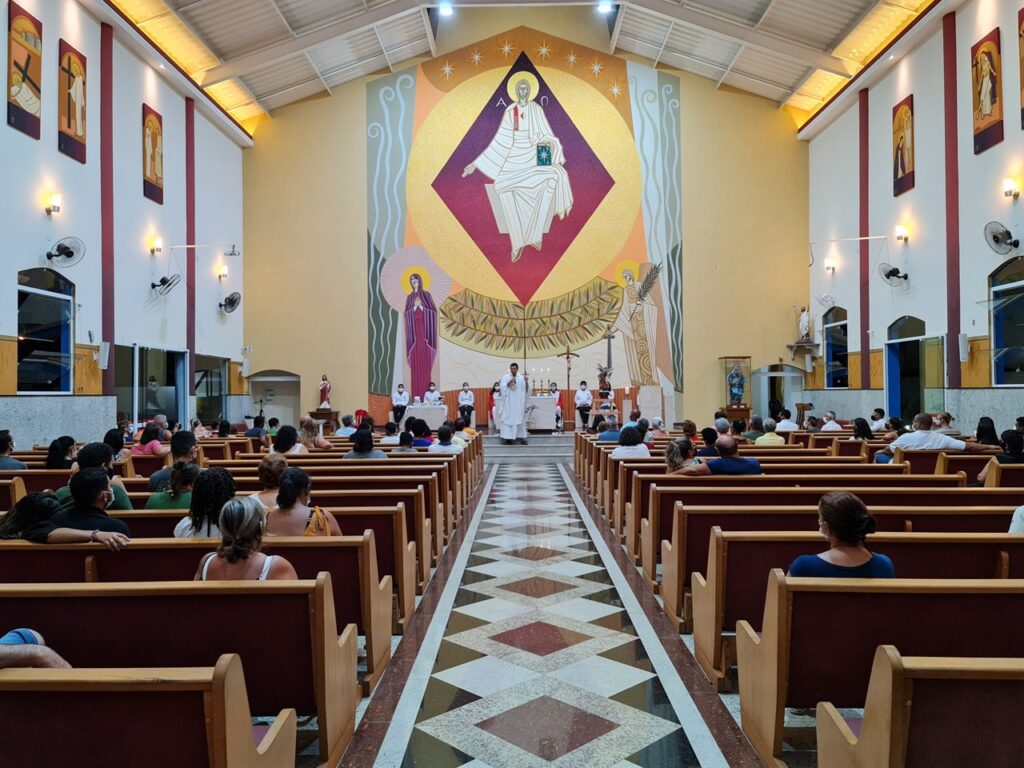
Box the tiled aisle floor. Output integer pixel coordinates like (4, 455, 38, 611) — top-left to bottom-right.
(364, 464, 733, 767)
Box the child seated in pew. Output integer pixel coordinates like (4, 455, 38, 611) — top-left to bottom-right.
(0, 628, 70, 669)
(265, 468, 341, 537)
(0, 493, 129, 550)
(788, 491, 895, 578)
(250, 454, 287, 511)
(175, 468, 236, 539)
(392, 431, 418, 454)
(145, 462, 200, 510)
(195, 497, 297, 582)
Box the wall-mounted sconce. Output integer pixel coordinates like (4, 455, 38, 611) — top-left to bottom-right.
(149, 236, 163, 255)
(45, 193, 62, 216)
(823, 257, 837, 274)
(895, 224, 909, 243)
(1004, 177, 1020, 201)
(217, 263, 229, 280)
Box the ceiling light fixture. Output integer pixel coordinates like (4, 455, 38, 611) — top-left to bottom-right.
(598, 1, 614, 13)
(439, 1, 453, 16)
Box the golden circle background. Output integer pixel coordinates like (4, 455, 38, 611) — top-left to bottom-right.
(406, 66, 642, 303)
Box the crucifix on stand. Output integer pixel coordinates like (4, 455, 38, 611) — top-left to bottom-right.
(603, 327, 616, 369)
(556, 345, 579, 432)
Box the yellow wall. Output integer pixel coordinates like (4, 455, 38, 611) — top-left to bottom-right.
(243, 7, 808, 420)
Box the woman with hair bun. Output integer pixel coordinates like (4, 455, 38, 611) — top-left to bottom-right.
(194, 496, 296, 581)
(145, 461, 200, 510)
(787, 491, 895, 577)
(265, 467, 340, 537)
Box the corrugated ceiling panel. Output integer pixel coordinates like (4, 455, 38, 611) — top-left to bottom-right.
(240, 54, 318, 97)
(181, 0, 291, 61)
(730, 46, 809, 90)
(377, 12, 427, 53)
(758, 0, 875, 52)
(658, 49, 726, 82)
(387, 39, 431, 68)
(137, 11, 220, 74)
(322, 55, 390, 86)
(274, 0, 366, 33)
(261, 78, 327, 111)
(310, 28, 382, 73)
(832, 2, 914, 64)
(688, 0, 774, 26)
(796, 69, 848, 102)
(664, 22, 741, 69)
(722, 70, 790, 101)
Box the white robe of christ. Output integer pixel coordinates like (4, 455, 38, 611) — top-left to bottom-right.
(498, 372, 530, 440)
(473, 100, 573, 254)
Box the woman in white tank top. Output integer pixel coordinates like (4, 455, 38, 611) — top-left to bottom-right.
(194, 496, 297, 582)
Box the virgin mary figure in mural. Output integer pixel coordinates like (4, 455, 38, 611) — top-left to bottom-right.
(405, 273, 439, 400)
(462, 75, 573, 263)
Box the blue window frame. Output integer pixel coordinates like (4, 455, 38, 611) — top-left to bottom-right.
(17, 269, 74, 394)
(823, 306, 848, 389)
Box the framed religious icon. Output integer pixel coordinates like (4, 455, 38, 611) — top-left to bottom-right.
(7, 1, 42, 139)
(971, 28, 1003, 155)
(892, 95, 914, 196)
(142, 104, 164, 203)
(58, 39, 86, 163)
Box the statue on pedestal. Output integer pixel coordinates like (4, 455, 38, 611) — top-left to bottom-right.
(727, 365, 745, 406)
(798, 306, 811, 341)
(318, 374, 332, 409)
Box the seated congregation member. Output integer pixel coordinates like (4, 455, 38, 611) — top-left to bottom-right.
(357, 416, 375, 433)
(676, 436, 761, 476)
(650, 418, 670, 438)
(977, 430, 1024, 485)
(393, 431, 418, 453)
(623, 409, 642, 429)
(103, 428, 131, 464)
(458, 382, 475, 424)
(680, 419, 697, 440)
(882, 416, 906, 442)
(869, 408, 887, 431)
(453, 418, 472, 443)
(0, 493, 129, 549)
(191, 418, 210, 439)
(53, 443, 131, 511)
(589, 414, 606, 434)
(741, 416, 764, 442)
(148, 431, 198, 492)
(145, 462, 199, 510)
(216, 419, 233, 438)
(696, 427, 720, 457)
(299, 416, 332, 451)
(597, 415, 621, 442)
(266, 468, 341, 537)
(610, 426, 650, 459)
(344, 430, 388, 459)
(46, 436, 77, 470)
(337, 415, 357, 437)
(934, 411, 959, 435)
(754, 418, 785, 446)
(775, 408, 799, 431)
(429, 426, 464, 455)
(803, 416, 820, 433)
(0, 430, 27, 470)
(850, 417, 874, 440)
(130, 425, 170, 457)
(0, 629, 71, 669)
(819, 411, 843, 432)
(50, 468, 131, 537)
(974, 416, 1000, 446)
(635, 418, 653, 445)
(379, 421, 401, 445)
(244, 415, 271, 450)
(443, 421, 468, 447)
(411, 419, 434, 447)
(267, 417, 280, 437)
(875, 412, 1000, 463)
(195, 497, 297, 582)
(665, 438, 699, 473)
(729, 419, 749, 444)
(424, 382, 442, 405)
(392, 383, 409, 426)
(271, 425, 308, 455)
(788, 491, 895, 578)
(152, 414, 175, 442)
(251, 454, 287, 511)
(175, 467, 236, 538)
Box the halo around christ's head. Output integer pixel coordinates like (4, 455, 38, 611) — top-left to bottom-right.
(507, 71, 540, 103)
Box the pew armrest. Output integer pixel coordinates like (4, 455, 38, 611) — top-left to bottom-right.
(254, 708, 299, 768)
(815, 702, 861, 768)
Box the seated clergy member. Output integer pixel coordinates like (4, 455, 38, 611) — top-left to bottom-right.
(674, 435, 761, 476)
(49, 468, 131, 537)
(424, 382, 442, 405)
(392, 384, 409, 425)
(175, 467, 236, 538)
(875, 412, 1000, 463)
(0, 629, 71, 669)
(195, 496, 297, 582)
(754, 418, 786, 446)
(0, 492, 128, 549)
(820, 411, 844, 431)
(611, 426, 650, 459)
(266, 468, 341, 537)
(869, 408, 886, 431)
(788, 491, 895, 577)
(458, 382, 475, 424)
(428, 426, 464, 455)
(774, 408, 799, 431)
(148, 430, 198, 492)
(53, 443, 132, 511)
(344, 430, 388, 459)
(0, 430, 27, 470)
(145, 462, 200, 510)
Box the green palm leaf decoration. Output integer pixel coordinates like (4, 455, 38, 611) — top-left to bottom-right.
(440, 278, 624, 357)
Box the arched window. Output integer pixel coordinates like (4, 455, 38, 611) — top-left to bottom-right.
(991, 256, 1024, 386)
(887, 314, 926, 341)
(17, 268, 74, 393)
(822, 306, 848, 388)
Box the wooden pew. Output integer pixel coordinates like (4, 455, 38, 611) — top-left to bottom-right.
(0, 576, 353, 766)
(195, 440, 229, 465)
(816, 645, 1024, 768)
(691, 528, 1024, 689)
(126, 452, 172, 478)
(0, 469, 70, 494)
(986, 462, 1024, 488)
(0, 477, 26, 510)
(736, 572, 1024, 768)
(0, 534, 390, 695)
(935, 452, 993, 481)
(0, 653, 296, 768)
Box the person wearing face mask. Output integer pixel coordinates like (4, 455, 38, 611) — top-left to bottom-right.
(424, 381, 442, 405)
(52, 442, 132, 512)
(392, 383, 409, 425)
(0, 430, 27, 470)
(49, 467, 131, 537)
(574, 380, 593, 431)
(549, 383, 563, 432)
(458, 382, 475, 425)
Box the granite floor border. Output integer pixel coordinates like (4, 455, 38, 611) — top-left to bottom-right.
(560, 465, 763, 768)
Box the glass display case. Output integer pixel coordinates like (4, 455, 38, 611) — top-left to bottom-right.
(719, 356, 751, 407)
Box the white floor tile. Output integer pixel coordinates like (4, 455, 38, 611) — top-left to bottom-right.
(548, 655, 656, 697)
(467, 560, 532, 578)
(542, 597, 623, 623)
(432, 655, 540, 698)
(453, 597, 535, 623)
(541, 560, 604, 578)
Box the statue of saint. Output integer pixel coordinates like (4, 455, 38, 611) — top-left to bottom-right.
(798, 307, 811, 340)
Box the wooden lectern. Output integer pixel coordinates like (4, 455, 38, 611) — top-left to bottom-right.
(724, 405, 751, 425)
(309, 409, 339, 436)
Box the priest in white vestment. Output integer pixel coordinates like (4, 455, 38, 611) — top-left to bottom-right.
(463, 77, 573, 263)
(498, 362, 530, 444)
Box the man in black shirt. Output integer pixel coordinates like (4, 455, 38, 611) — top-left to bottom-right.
(148, 430, 198, 491)
(49, 468, 131, 537)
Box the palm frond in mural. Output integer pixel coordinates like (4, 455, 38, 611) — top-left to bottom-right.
(440, 278, 624, 357)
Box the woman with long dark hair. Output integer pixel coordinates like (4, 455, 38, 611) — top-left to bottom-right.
(265, 468, 340, 537)
(45, 436, 76, 469)
(975, 416, 1000, 446)
(175, 467, 235, 538)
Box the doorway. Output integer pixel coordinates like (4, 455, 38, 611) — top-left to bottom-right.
(751, 364, 805, 420)
(248, 371, 301, 427)
(885, 316, 944, 418)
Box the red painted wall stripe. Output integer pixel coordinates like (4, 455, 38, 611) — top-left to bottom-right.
(100, 24, 115, 396)
(185, 98, 196, 395)
(859, 89, 871, 388)
(943, 13, 962, 388)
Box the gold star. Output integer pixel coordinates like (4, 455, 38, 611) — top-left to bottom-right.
(566, 51, 578, 66)
(500, 40, 516, 58)
(590, 60, 603, 76)
(441, 61, 454, 80)
(537, 41, 551, 59)
(470, 49, 483, 66)
(609, 82, 622, 98)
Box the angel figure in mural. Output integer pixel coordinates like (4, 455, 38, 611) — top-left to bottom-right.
(462, 73, 573, 263)
(405, 274, 439, 402)
(615, 264, 662, 387)
(975, 49, 997, 119)
(727, 365, 746, 406)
